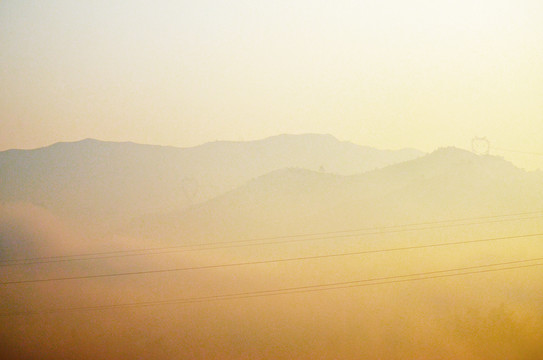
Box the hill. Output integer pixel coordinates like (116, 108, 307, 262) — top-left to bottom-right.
(0, 134, 422, 233)
(131, 147, 543, 241)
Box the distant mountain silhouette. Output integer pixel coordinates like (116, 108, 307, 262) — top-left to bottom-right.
(0, 134, 422, 233)
(131, 147, 543, 241)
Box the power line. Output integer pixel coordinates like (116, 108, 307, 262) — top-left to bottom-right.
(2, 212, 541, 266)
(3, 257, 542, 317)
(2, 232, 541, 285)
(2, 210, 541, 267)
(491, 147, 543, 156)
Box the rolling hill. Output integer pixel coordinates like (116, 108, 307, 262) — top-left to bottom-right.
(0, 134, 422, 233)
(130, 147, 543, 242)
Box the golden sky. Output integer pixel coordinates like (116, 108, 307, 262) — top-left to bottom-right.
(1, 0, 542, 169)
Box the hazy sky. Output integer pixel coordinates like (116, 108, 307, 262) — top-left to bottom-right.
(1, 0, 542, 168)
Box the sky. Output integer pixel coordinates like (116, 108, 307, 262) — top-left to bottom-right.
(1, 0, 543, 169)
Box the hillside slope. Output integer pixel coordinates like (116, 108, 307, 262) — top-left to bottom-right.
(131, 148, 543, 241)
(0, 134, 422, 232)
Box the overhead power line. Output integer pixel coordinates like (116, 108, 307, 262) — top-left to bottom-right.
(491, 147, 543, 156)
(1, 210, 541, 267)
(2, 256, 542, 317)
(1, 232, 541, 285)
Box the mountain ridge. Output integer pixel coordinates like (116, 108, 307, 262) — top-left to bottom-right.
(1, 133, 421, 153)
(129, 146, 542, 241)
(0, 134, 424, 234)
